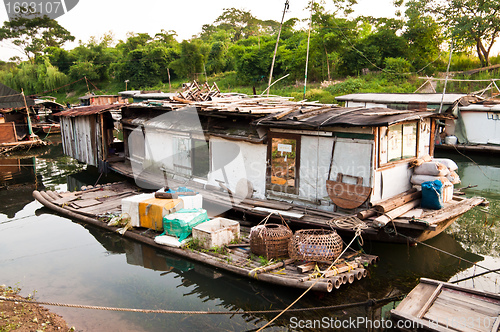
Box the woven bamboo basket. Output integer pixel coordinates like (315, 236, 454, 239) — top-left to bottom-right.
(288, 229, 343, 262)
(250, 223, 293, 259)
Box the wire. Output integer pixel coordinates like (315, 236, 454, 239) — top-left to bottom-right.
(452, 267, 500, 284)
(450, 145, 500, 183)
(394, 232, 500, 277)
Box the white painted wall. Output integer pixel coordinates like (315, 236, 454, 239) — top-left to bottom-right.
(143, 129, 175, 171)
(461, 111, 500, 144)
(372, 164, 413, 202)
(208, 137, 267, 199)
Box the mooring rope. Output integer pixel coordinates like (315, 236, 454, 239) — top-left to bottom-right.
(0, 295, 403, 315)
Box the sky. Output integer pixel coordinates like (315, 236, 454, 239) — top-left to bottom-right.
(0, 0, 400, 61)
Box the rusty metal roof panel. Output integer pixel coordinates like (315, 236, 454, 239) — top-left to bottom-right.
(255, 107, 437, 128)
(54, 105, 122, 117)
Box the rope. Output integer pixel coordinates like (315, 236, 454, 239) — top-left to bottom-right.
(0, 295, 404, 315)
(257, 229, 362, 331)
(327, 216, 368, 246)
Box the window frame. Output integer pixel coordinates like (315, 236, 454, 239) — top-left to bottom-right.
(266, 132, 301, 195)
(378, 120, 419, 167)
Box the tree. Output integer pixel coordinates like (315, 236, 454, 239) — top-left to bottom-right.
(406, 0, 500, 67)
(0, 15, 74, 62)
(403, 12, 442, 74)
(170, 40, 204, 80)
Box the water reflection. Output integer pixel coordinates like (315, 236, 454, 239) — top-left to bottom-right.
(0, 145, 497, 331)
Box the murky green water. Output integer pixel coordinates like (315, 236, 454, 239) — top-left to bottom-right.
(1, 140, 498, 331)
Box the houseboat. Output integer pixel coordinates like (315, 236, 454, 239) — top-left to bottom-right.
(0, 83, 46, 152)
(336, 92, 500, 154)
(49, 87, 486, 244)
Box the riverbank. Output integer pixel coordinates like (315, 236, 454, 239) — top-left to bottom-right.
(0, 285, 73, 332)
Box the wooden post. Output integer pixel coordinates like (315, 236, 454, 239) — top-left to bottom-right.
(373, 199, 421, 228)
(21, 89, 34, 139)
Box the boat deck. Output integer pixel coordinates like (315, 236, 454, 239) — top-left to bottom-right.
(108, 161, 486, 243)
(391, 278, 500, 331)
(33, 183, 378, 293)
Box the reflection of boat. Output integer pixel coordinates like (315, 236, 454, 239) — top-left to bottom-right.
(0, 155, 43, 217)
(33, 182, 378, 293)
(391, 278, 500, 331)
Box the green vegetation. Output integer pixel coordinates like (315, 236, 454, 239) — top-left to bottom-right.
(1, 2, 500, 103)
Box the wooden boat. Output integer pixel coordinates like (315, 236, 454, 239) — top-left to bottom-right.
(391, 278, 500, 331)
(32, 182, 378, 293)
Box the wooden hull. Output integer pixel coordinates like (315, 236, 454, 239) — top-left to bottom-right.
(391, 278, 500, 331)
(32, 185, 378, 293)
(107, 162, 485, 244)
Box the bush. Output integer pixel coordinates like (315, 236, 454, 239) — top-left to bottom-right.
(326, 78, 364, 95)
(383, 57, 412, 82)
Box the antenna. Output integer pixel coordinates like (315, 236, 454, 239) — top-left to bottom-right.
(304, 1, 314, 100)
(267, 0, 289, 97)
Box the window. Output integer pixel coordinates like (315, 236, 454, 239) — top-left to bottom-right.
(267, 135, 300, 194)
(384, 122, 417, 163)
(191, 139, 209, 178)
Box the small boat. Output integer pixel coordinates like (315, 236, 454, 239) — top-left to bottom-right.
(391, 278, 500, 331)
(33, 182, 378, 293)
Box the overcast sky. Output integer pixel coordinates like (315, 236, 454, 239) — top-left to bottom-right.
(0, 0, 400, 61)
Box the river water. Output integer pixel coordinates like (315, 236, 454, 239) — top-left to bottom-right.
(1, 139, 499, 331)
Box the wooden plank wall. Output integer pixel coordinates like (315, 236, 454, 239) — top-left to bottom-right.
(0, 122, 17, 143)
(60, 115, 101, 167)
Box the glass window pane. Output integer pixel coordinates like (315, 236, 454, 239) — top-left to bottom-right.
(387, 124, 403, 162)
(271, 138, 296, 188)
(192, 139, 209, 177)
(402, 123, 417, 159)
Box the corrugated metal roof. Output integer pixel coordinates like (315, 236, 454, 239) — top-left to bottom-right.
(335, 93, 467, 104)
(54, 104, 122, 117)
(255, 107, 438, 128)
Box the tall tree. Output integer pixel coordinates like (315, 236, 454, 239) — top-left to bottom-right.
(406, 0, 500, 67)
(0, 16, 74, 62)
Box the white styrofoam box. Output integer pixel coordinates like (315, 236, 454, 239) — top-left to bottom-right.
(192, 217, 240, 249)
(121, 193, 155, 227)
(442, 181, 454, 203)
(179, 194, 203, 209)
